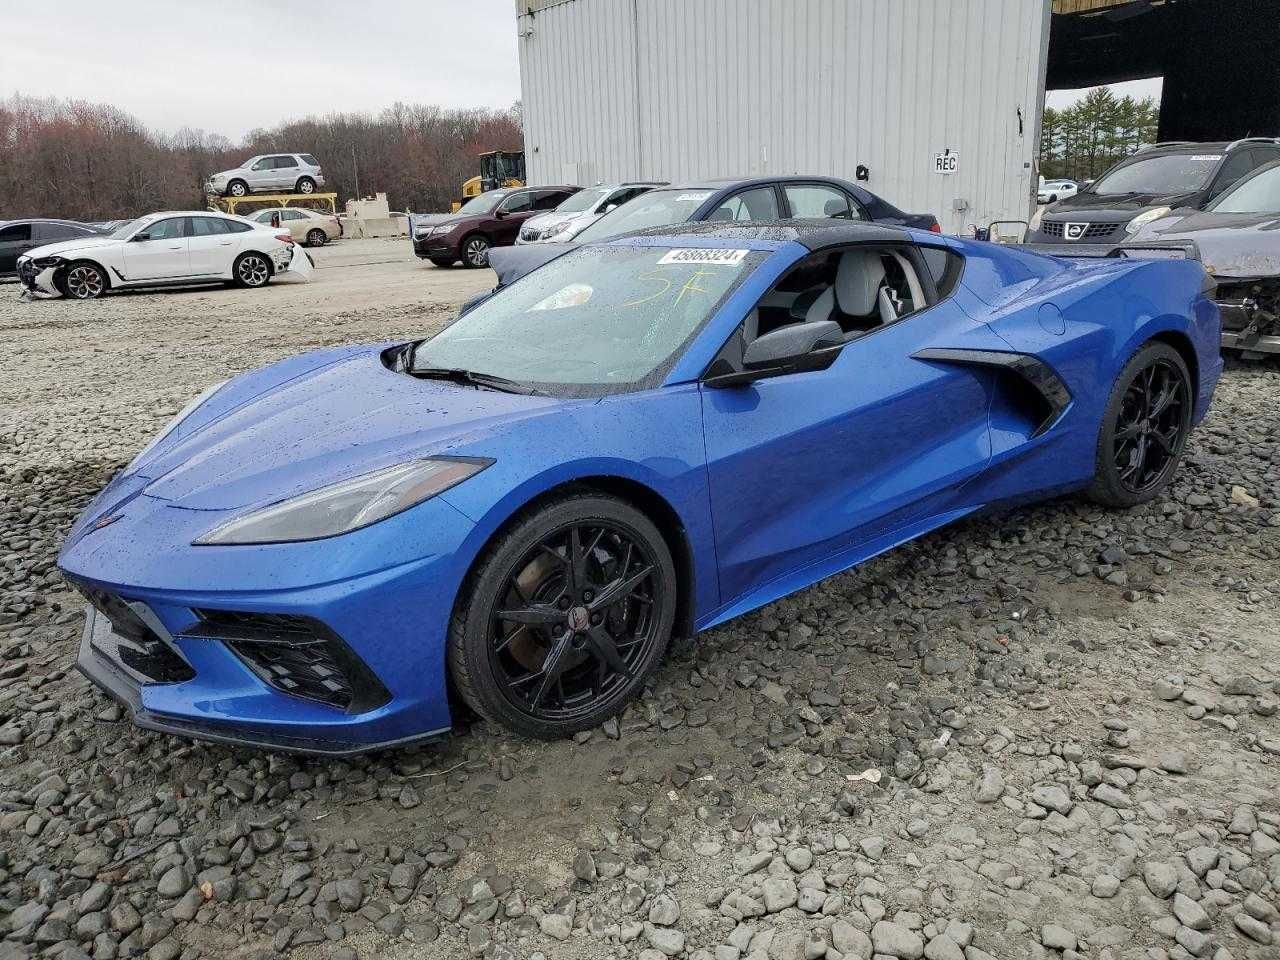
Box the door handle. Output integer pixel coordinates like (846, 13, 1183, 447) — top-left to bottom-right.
(168, 245, 183, 250)
(218, 241, 233, 246)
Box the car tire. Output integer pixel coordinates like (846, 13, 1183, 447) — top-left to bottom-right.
(449, 494, 677, 739)
(58, 261, 108, 300)
(428, 257, 456, 268)
(233, 252, 273, 289)
(305, 229, 327, 247)
(296, 177, 316, 195)
(1088, 341, 1193, 509)
(226, 180, 248, 198)
(461, 234, 490, 268)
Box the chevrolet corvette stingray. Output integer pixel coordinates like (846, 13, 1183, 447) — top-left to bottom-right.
(58, 221, 1222, 753)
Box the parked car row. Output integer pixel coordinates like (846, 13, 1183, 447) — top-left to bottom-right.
(13, 211, 310, 299)
(411, 174, 940, 270)
(1030, 137, 1280, 356)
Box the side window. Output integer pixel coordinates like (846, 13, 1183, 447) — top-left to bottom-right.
(144, 218, 185, 241)
(709, 186, 780, 223)
(784, 184, 855, 220)
(919, 247, 964, 299)
(190, 217, 232, 237)
(1212, 151, 1255, 197)
(0, 224, 32, 243)
(532, 190, 568, 211)
(223, 220, 253, 234)
(273, 155, 298, 169)
(36, 223, 90, 242)
(607, 187, 643, 208)
(250, 158, 269, 170)
(500, 192, 535, 214)
(280, 210, 306, 221)
(300, 154, 319, 166)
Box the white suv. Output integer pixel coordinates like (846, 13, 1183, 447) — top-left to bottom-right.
(16, 211, 303, 299)
(206, 154, 325, 197)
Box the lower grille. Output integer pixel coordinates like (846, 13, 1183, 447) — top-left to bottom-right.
(188, 611, 390, 714)
(79, 587, 195, 683)
(520, 228, 540, 242)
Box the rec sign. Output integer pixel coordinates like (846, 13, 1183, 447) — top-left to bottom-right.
(933, 150, 959, 175)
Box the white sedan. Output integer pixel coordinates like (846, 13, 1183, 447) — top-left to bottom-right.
(16, 211, 307, 300)
(1037, 180, 1079, 204)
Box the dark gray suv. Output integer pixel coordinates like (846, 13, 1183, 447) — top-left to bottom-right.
(1030, 138, 1280, 246)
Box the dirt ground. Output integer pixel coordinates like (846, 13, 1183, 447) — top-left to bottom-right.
(1, 239, 1278, 960)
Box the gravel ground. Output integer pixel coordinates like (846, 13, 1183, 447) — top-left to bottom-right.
(1, 239, 1278, 960)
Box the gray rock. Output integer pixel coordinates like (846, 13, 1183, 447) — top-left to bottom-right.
(540, 914, 572, 941)
(924, 934, 965, 960)
(155, 866, 189, 899)
(1233, 911, 1272, 944)
(1172, 893, 1209, 931)
(761, 877, 798, 914)
(975, 767, 1004, 803)
(871, 920, 924, 959)
(649, 894, 680, 926)
(646, 926, 686, 956)
(1143, 860, 1178, 899)
(832, 921, 872, 959)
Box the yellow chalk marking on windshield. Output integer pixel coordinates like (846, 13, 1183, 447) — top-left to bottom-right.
(622, 271, 673, 308)
(674, 270, 714, 305)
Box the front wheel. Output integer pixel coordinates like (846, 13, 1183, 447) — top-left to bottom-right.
(449, 495, 677, 739)
(233, 252, 272, 289)
(461, 234, 490, 268)
(1089, 342, 1193, 508)
(60, 262, 107, 300)
(305, 228, 327, 247)
(226, 180, 248, 198)
(296, 177, 316, 195)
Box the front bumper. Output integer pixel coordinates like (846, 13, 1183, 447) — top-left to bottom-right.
(413, 233, 459, 260)
(16, 257, 62, 298)
(60, 488, 480, 755)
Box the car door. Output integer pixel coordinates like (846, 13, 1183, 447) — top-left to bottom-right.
(0, 223, 36, 274)
(186, 216, 238, 275)
(273, 155, 300, 191)
(699, 244, 998, 609)
(246, 157, 273, 191)
(281, 209, 311, 240)
(122, 217, 190, 280)
(492, 190, 536, 244)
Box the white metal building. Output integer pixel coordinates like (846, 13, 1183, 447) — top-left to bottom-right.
(516, 0, 1052, 233)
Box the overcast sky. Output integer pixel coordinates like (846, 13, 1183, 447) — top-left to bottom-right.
(1046, 77, 1163, 110)
(0, 0, 522, 141)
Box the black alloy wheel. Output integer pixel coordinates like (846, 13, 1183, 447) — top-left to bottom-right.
(449, 495, 676, 738)
(1090, 342, 1192, 507)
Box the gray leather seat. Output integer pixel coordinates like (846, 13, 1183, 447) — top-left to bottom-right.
(804, 250, 896, 328)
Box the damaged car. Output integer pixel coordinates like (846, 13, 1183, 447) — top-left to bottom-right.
(17, 211, 307, 299)
(59, 219, 1220, 753)
(1129, 158, 1280, 357)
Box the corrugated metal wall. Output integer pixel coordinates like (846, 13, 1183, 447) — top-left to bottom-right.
(517, 0, 1051, 231)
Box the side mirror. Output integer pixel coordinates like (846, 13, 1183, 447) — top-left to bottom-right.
(743, 319, 844, 370)
(986, 220, 1028, 244)
(494, 208, 509, 219)
(603, 203, 618, 213)
(132, 232, 151, 242)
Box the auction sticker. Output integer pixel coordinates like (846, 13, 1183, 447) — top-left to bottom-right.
(657, 248, 750, 266)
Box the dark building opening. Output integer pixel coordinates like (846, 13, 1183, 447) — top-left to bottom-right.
(1048, 0, 1280, 142)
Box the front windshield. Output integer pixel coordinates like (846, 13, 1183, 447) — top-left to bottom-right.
(1210, 163, 1280, 214)
(411, 243, 763, 395)
(554, 187, 609, 214)
(574, 189, 714, 243)
(1091, 154, 1220, 196)
(108, 217, 147, 239)
(457, 191, 506, 215)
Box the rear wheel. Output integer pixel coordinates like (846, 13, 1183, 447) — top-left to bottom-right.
(449, 495, 677, 739)
(227, 180, 248, 198)
(233, 252, 272, 289)
(1089, 342, 1192, 508)
(296, 177, 316, 195)
(461, 234, 490, 268)
(305, 228, 327, 247)
(60, 261, 107, 300)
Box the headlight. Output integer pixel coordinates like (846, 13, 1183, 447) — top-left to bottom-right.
(128, 379, 228, 471)
(541, 219, 575, 238)
(33, 256, 65, 269)
(194, 457, 492, 545)
(1126, 206, 1172, 234)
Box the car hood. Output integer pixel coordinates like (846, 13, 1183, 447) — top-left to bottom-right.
(1128, 210, 1280, 279)
(488, 243, 577, 286)
(411, 213, 463, 230)
(208, 169, 246, 179)
(22, 236, 120, 260)
(1044, 189, 1201, 223)
(524, 210, 591, 231)
(131, 346, 568, 511)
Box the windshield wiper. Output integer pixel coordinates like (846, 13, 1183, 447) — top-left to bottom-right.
(410, 366, 545, 396)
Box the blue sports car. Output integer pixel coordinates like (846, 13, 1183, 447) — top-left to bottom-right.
(58, 221, 1222, 753)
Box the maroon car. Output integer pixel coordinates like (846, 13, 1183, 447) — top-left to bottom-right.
(411, 185, 579, 268)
